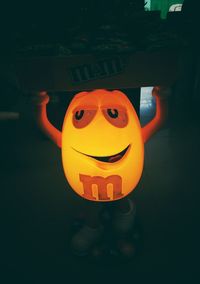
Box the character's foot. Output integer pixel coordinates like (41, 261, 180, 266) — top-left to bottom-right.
(115, 239, 136, 258)
(112, 198, 136, 234)
(71, 225, 104, 256)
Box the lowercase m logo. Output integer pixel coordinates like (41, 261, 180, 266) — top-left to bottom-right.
(79, 174, 123, 201)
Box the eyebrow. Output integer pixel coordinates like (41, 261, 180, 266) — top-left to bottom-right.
(72, 105, 98, 113)
(100, 104, 127, 111)
(72, 104, 127, 113)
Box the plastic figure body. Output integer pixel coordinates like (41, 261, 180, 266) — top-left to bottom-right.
(34, 87, 169, 254)
(35, 88, 168, 200)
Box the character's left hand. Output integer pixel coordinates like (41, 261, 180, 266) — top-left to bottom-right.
(152, 86, 171, 100)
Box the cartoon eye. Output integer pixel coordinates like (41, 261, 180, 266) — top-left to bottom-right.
(75, 110, 84, 120)
(73, 109, 97, 128)
(102, 108, 128, 128)
(107, 109, 118, 119)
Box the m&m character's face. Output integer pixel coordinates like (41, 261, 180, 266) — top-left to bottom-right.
(62, 89, 144, 202)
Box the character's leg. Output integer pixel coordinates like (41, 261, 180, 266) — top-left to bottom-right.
(71, 202, 104, 255)
(111, 198, 136, 234)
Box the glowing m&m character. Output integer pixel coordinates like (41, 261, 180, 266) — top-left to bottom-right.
(35, 88, 168, 202)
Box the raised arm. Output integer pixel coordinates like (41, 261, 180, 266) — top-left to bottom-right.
(142, 86, 170, 143)
(33, 91, 62, 148)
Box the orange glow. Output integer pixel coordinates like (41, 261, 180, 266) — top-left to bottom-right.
(36, 88, 167, 202)
(61, 89, 144, 202)
(36, 92, 62, 147)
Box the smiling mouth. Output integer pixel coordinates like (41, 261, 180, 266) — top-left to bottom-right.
(74, 145, 130, 163)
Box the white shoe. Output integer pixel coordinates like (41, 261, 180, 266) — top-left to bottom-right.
(112, 199, 136, 234)
(71, 225, 104, 256)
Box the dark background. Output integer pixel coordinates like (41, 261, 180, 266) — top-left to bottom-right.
(1, 1, 200, 283)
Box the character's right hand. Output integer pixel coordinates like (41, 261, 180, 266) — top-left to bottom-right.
(31, 91, 50, 106)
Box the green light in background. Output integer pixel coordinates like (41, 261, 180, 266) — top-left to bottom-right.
(144, 0, 151, 11)
(145, 0, 184, 19)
